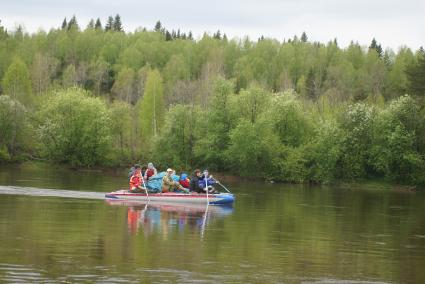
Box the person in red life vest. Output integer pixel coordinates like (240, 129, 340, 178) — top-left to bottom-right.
(144, 162, 158, 180)
(129, 165, 144, 193)
(179, 173, 190, 189)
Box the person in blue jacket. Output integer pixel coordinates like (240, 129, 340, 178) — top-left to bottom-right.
(198, 169, 219, 194)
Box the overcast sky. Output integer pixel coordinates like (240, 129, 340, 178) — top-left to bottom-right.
(1, 0, 424, 50)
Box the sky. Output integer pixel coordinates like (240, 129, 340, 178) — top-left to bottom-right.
(1, 0, 424, 50)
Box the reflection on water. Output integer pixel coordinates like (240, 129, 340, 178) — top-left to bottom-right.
(106, 200, 234, 237)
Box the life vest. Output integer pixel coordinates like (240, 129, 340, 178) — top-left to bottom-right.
(179, 179, 190, 189)
(129, 174, 141, 189)
(145, 168, 155, 179)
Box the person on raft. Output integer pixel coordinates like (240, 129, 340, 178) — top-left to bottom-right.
(179, 173, 190, 189)
(199, 169, 219, 194)
(189, 169, 218, 194)
(144, 162, 158, 181)
(129, 165, 144, 193)
(189, 169, 203, 193)
(162, 168, 189, 193)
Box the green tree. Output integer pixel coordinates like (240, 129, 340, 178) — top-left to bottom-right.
(339, 103, 376, 178)
(226, 119, 280, 176)
(0, 96, 28, 160)
(86, 19, 95, 30)
(109, 101, 132, 163)
(194, 78, 236, 169)
(61, 17, 67, 30)
(67, 15, 79, 31)
(301, 32, 308, 42)
(62, 64, 78, 88)
(369, 38, 383, 58)
(31, 53, 58, 95)
(113, 14, 123, 32)
(236, 85, 271, 124)
(154, 21, 162, 32)
(37, 88, 111, 166)
(406, 52, 425, 97)
(111, 67, 135, 103)
(105, 16, 114, 31)
(153, 104, 200, 168)
(138, 69, 165, 141)
(94, 18, 102, 30)
(2, 57, 33, 106)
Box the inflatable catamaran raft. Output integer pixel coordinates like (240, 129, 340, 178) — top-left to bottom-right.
(105, 171, 235, 205)
(105, 190, 235, 205)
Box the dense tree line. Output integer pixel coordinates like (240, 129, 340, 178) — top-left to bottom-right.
(0, 16, 424, 185)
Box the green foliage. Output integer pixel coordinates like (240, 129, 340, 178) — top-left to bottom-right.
(226, 119, 280, 177)
(308, 120, 343, 183)
(109, 101, 133, 164)
(194, 78, 236, 169)
(0, 22, 424, 185)
(269, 91, 313, 147)
(406, 52, 425, 97)
(0, 96, 28, 159)
(2, 57, 33, 106)
(339, 103, 376, 178)
(37, 88, 111, 166)
(153, 104, 200, 169)
(370, 95, 425, 184)
(138, 69, 165, 142)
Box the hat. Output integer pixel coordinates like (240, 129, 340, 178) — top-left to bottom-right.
(181, 173, 187, 180)
(166, 168, 173, 172)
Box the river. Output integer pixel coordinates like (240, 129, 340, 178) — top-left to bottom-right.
(0, 162, 424, 283)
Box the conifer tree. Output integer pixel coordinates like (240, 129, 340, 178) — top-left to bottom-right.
(94, 18, 102, 30)
(86, 19, 95, 30)
(188, 31, 193, 40)
(113, 14, 123, 32)
(165, 30, 172, 41)
(301, 31, 308, 42)
(154, 20, 162, 32)
(67, 15, 79, 30)
(406, 52, 425, 97)
(61, 17, 67, 30)
(105, 16, 114, 31)
(369, 38, 383, 57)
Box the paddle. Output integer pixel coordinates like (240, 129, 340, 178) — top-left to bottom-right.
(204, 175, 209, 205)
(141, 175, 149, 200)
(217, 182, 232, 194)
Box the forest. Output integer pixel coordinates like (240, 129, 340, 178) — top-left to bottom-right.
(0, 15, 424, 185)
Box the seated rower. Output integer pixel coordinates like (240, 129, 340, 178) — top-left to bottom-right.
(179, 173, 190, 189)
(144, 162, 158, 181)
(162, 168, 189, 193)
(189, 169, 203, 193)
(199, 169, 219, 194)
(129, 165, 144, 193)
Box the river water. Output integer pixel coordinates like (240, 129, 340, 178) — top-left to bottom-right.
(0, 162, 424, 283)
